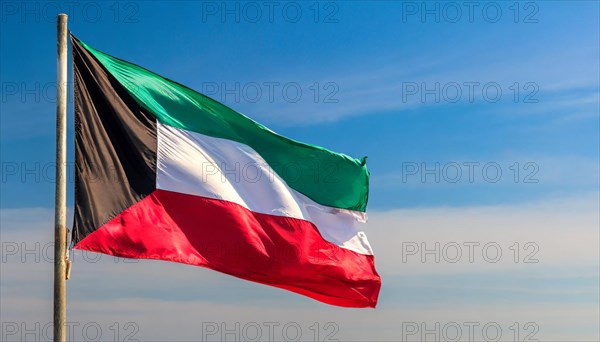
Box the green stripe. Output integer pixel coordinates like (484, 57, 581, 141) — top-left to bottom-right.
(77, 38, 369, 212)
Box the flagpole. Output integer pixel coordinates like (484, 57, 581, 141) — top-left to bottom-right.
(54, 13, 68, 342)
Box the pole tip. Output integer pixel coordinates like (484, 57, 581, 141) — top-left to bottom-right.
(58, 13, 68, 20)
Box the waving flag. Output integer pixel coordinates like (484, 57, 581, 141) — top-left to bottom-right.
(71, 35, 381, 308)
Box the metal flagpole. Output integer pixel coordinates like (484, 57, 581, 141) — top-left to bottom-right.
(54, 13, 68, 342)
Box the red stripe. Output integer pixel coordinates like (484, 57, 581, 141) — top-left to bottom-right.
(75, 189, 381, 308)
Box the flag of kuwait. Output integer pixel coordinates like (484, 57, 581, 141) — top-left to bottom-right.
(71, 35, 381, 308)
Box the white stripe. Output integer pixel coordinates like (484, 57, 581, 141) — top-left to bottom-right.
(156, 123, 373, 255)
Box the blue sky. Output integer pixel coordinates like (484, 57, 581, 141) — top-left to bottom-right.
(1, 1, 599, 341)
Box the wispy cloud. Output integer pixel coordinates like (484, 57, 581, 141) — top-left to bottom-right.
(239, 41, 600, 127)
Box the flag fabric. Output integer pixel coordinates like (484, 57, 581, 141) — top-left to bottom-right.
(71, 35, 381, 308)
